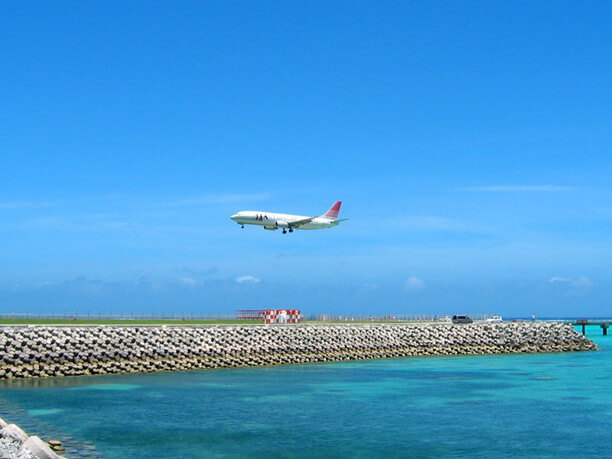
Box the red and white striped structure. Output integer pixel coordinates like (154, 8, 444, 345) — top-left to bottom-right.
(264, 309, 301, 324)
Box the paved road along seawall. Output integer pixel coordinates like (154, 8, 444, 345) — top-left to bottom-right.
(0, 323, 598, 380)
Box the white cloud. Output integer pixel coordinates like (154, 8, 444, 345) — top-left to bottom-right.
(549, 277, 571, 284)
(391, 216, 483, 232)
(0, 201, 54, 209)
(459, 185, 577, 192)
(30, 215, 135, 232)
(572, 277, 595, 288)
(236, 275, 262, 284)
(179, 277, 200, 286)
(549, 276, 594, 288)
(405, 276, 426, 291)
(163, 193, 271, 207)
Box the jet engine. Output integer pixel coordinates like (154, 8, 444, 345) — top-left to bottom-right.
(263, 226, 278, 231)
(275, 220, 290, 229)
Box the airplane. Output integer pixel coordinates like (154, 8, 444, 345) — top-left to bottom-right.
(230, 201, 347, 234)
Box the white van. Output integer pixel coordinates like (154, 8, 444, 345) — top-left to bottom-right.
(485, 315, 503, 323)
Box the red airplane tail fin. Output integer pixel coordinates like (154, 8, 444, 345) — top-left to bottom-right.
(323, 201, 342, 218)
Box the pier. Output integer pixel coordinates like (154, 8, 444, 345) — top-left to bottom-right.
(575, 320, 610, 336)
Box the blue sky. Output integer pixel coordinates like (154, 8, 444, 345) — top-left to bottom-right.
(1, 1, 611, 316)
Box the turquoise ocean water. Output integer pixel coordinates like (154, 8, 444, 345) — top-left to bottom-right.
(0, 326, 610, 458)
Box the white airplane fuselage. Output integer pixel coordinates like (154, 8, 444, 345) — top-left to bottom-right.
(230, 201, 346, 233)
(230, 211, 340, 230)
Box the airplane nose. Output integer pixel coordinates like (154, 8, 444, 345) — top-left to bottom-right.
(230, 213, 239, 221)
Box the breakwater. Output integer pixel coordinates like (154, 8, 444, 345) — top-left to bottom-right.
(0, 416, 63, 458)
(0, 323, 597, 380)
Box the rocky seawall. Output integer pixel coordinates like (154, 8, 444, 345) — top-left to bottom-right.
(0, 417, 64, 458)
(0, 323, 597, 380)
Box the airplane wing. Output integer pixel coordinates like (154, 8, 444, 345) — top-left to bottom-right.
(288, 217, 315, 228)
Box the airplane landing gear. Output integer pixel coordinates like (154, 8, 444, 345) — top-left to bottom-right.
(288, 228, 293, 233)
(282, 229, 287, 234)
(241, 225, 244, 229)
